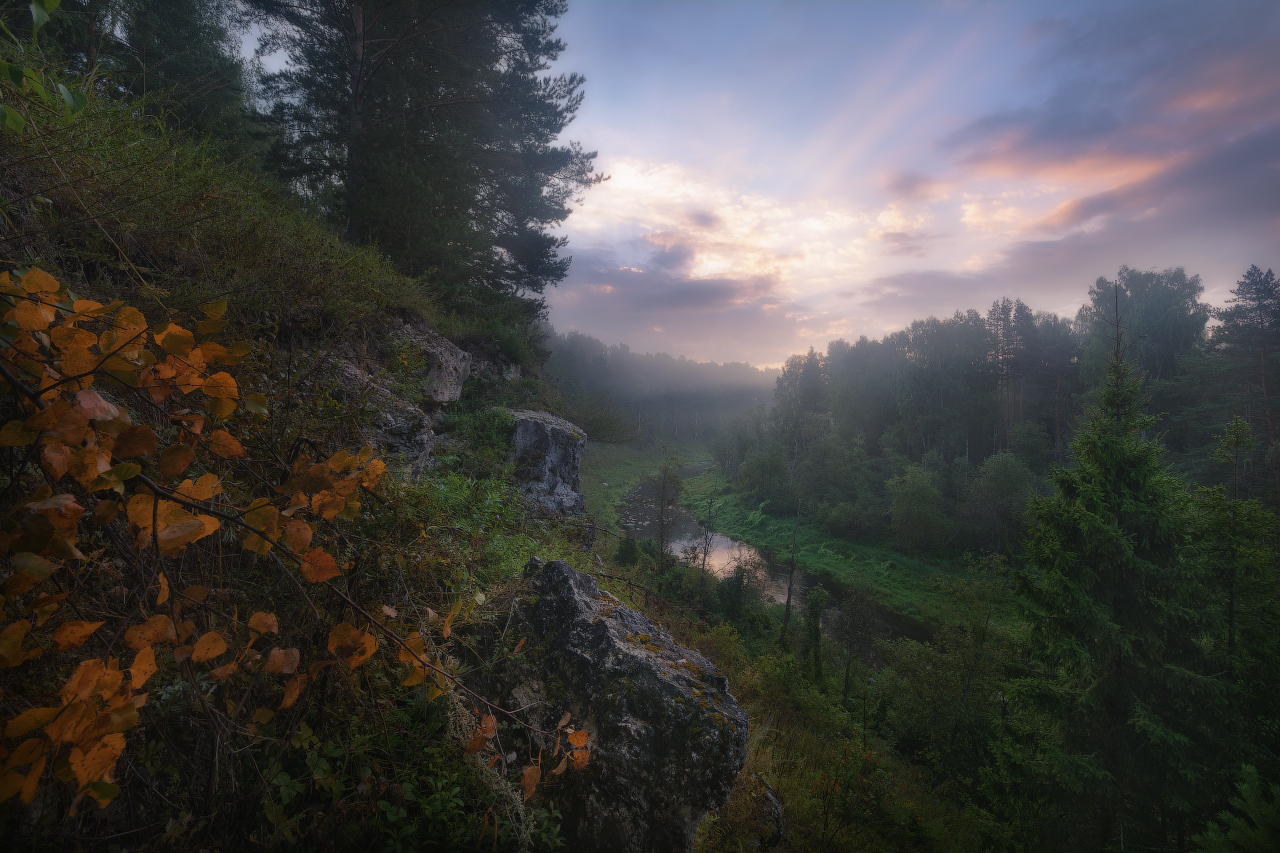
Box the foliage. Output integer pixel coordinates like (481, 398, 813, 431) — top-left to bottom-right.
(245, 0, 604, 304)
(1193, 766, 1280, 853)
(1014, 334, 1224, 847)
(0, 35, 425, 324)
(0, 271, 591, 847)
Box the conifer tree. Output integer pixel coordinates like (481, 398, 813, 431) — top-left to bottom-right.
(1018, 328, 1223, 849)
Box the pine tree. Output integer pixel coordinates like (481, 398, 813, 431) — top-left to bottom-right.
(1017, 328, 1224, 849)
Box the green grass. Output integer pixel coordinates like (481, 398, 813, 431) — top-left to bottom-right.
(685, 472, 974, 624)
(578, 438, 713, 530)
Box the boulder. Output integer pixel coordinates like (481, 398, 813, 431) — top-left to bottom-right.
(509, 410, 587, 514)
(496, 559, 748, 853)
(396, 319, 471, 406)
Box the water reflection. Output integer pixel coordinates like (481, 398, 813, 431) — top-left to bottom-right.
(611, 464, 934, 643)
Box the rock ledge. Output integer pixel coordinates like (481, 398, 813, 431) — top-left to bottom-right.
(497, 559, 748, 853)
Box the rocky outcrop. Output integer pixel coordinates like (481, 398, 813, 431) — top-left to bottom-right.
(321, 319, 471, 468)
(495, 559, 748, 853)
(510, 410, 587, 514)
(396, 319, 471, 406)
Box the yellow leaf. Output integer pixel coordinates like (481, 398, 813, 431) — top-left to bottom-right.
(154, 324, 195, 357)
(175, 473, 222, 501)
(199, 296, 228, 320)
(157, 518, 207, 554)
(156, 572, 169, 605)
(0, 620, 40, 668)
(207, 397, 236, 419)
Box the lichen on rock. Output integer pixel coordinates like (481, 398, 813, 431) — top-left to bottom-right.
(491, 559, 748, 853)
(509, 410, 587, 514)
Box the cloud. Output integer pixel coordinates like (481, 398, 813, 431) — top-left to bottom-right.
(549, 2, 1280, 366)
(883, 170, 949, 202)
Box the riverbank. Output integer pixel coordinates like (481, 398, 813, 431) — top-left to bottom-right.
(683, 470, 977, 626)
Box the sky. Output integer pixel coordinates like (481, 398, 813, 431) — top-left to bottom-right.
(542, 0, 1280, 367)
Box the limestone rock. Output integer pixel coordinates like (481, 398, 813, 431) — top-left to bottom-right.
(329, 358, 437, 461)
(498, 559, 748, 853)
(509, 410, 587, 514)
(395, 319, 471, 405)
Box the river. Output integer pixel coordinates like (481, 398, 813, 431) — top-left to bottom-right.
(610, 462, 934, 644)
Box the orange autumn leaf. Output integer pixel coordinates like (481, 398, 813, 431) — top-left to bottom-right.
(327, 622, 377, 669)
(209, 662, 238, 681)
(113, 424, 157, 458)
(519, 764, 541, 802)
(158, 444, 195, 478)
(202, 371, 238, 399)
(12, 299, 55, 331)
(156, 572, 169, 605)
(571, 749, 590, 771)
(57, 659, 107, 703)
(156, 518, 207, 554)
(284, 519, 312, 552)
(41, 444, 72, 480)
(207, 430, 246, 459)
(21, 268, 60, 293)
(248, 612, 279, 637)
(310, 489, 347, 520)
(263, 647, 300, 675)
(567, 729, 589, 749)
(74, 389, 119, 421)
(191, 631, 228, 664)
(69, 732, 126, 788)
(552, 754, 569, 775)
(122, 615, 176, 650)
(300, 549, 341, 583)
(175, 473, 221, 501)
(129, 646, 157, 688)
(4, 707, 61, 739)
(278, 674, 309, 710)
(51, 620, 105, 651)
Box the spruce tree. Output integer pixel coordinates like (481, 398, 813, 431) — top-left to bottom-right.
(1018, 329, 1223, 849)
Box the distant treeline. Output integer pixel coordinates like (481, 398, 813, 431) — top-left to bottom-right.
(714, 264, 1277, 553)
(545, 329, 778, 445)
